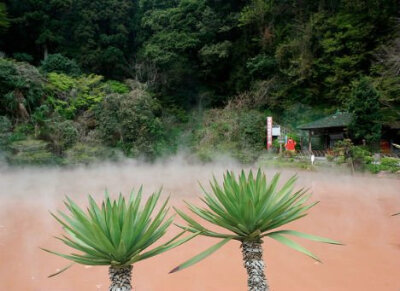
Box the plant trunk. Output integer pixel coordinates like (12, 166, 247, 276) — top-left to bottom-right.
(109, 265, 133, 291)
(44, 44, 48, 60)
(241, 241, 268, 291)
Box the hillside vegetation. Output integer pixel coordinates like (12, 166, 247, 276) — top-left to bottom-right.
(0, 1, 399, 165)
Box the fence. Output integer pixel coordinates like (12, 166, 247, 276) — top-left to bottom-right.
(298, 150, 331, 157)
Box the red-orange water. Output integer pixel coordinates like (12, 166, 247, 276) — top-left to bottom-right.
(0, 162, 399, 290)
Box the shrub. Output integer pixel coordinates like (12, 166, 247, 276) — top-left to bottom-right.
(46, 73, 107, 119)
(326, 153, 334, 162)
(336, 155, 346, 164)
(0, 115, 11, 147)
(366, 163, 380, 174)
(96, 88, 165, 158)
(64, 143, 121, 165)
(104, 80, 130, 94)
(42, 119, 78, 155)
(7, 123, 35, 143)
(46, 72, 76, 91)
(40, 54, 81, 76)
(7, 139, 59, 165)
(192, 107, 265, 163)
(347, 77, 382, 145)
(0, 58, 45, 117)
(31, 104, 51, 126)
(12, 53, 34, 63)
(380, 157, 400, 173)
(350, 146, 373, 170)
(238, 110, 266, 149)
(333, 139, 353, 157)
(283, 150, 297, 158)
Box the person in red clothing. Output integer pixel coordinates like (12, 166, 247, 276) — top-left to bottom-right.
(285, 138, 296, 152)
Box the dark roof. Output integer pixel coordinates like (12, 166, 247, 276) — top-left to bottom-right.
(298, 112, 353, 130)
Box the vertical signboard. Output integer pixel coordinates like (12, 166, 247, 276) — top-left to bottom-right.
(267, 116, 272, 150)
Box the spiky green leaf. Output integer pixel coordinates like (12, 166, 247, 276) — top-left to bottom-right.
(169, 237, 232, 273)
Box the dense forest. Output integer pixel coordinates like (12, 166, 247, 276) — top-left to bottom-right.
(0, 0, 399, 165)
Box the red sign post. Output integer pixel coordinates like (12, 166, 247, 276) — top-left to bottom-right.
(267, 116, 272, 150)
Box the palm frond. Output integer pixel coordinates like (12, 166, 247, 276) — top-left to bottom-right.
(170, 237, 232, 273)
(178, 170, 315, 239)
(43, 189, 196, 270)
(173, 169, 341, 271)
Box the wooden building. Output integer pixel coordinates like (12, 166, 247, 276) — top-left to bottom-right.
(298, 112, 352, 151)
(299, 112, 400, 154)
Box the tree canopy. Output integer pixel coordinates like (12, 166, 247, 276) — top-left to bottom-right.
(1, 0, 397, 110)
(0, 0, 399, 162)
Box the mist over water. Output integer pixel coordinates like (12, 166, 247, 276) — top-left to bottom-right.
(0, 157, 399, 290)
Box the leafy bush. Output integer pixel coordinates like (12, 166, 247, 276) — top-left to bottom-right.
(105, 80, 130, 94)
(46, 73, 131, 119)
(7, 139, 59, 165)
(347, 77, 382, 145)
(40, 54, 81, 76)
(331, 140, 399, 174)
(365, 157, 400, 174)
(12, 53, 34, 63)
(246, 54, 276, 78)
(336, 155, 347, 164)
(326, 153, 334, 162)
(7, 123, 35, 143)
(380, 157, 400, 173)
(333, 139, 353, 158)
(96, 88, 165, 158)
(350, 146, 373, 170)
(0, 3, 9, 32)
(46, 72, 76, 91)
(282, 150, 297, 158)
(64, 143, 121, 165)
(31, 104, 51, 126)
(0, 115, 11, 147)
(193, 107, 265, 163)
(46, 73, 105, 119)
(0, 58, 45, 118)
(41, 119, 78, 154)
(366, 163, 380, 174)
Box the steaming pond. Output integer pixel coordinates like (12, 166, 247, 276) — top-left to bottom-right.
(0, 161, 399, 290)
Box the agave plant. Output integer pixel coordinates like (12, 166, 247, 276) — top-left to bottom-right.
(42, 188, 196, 291)
(171, 169, 341, 291)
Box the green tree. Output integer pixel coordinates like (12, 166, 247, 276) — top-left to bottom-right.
(0, 2, 9, 32)
(43, 189, 196, 290)
(138, 0, 243, 107)
(347, 77, 382, 145)
(2, 0, 135, 78)
(3, 0, 67, 60)
(40, 54, 81, 76)
(96, 87, 166, 157)
(67, 0, 135, 78)
(371, 35, 400, 124)
(44, 119, 78, 155)
(172, 170, 341, 291)
(0, 58, 45, 119)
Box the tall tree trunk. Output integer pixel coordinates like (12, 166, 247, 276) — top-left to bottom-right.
(241, 241, 268, 291)
(44, 44, 48, 60)
(109, 265, 133, 291)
